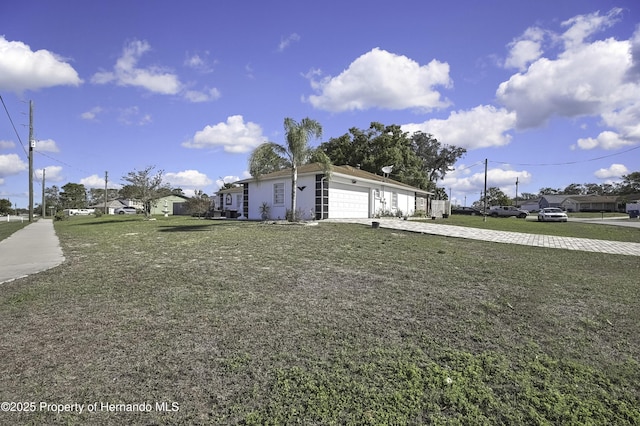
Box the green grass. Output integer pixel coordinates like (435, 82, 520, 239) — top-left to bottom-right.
(0, 220, 29, 242)
(427, 215, 640, 242)
(0, 215, 638, 425)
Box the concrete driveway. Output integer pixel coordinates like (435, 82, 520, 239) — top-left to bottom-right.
(326, 218, 640, 256)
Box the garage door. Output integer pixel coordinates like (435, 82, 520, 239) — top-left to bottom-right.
(328, 183, 369, 218)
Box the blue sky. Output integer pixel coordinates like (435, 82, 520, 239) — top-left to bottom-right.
(1, 0, 639, 208)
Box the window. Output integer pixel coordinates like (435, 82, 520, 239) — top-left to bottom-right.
(273, 183, 285, 205)
(392, 192, 398, 209)
(374, 189, 380, 199)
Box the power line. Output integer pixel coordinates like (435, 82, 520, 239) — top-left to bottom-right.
(35, 150, 93, 175)
(490, 144, 640, 167)
(452, 160, 485, 172)
(0, 94, 28, 158)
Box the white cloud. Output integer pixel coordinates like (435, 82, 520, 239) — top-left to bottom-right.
(165, 170, 213, 188)
(183, 88, 221, 103)
(560, 8, 622, 50)
(601, 102, 640, 140)
(0, 36, 82, 93)
(306, 48, 451, 112)
(440, 166, 531, 197)
(575, 131, 633, 150)
(594, 163, 629, 179)
(0, 154, 27, 178)
(497, 8, 639, 142)
(215, 173, 250, 189)
(92, 40, 220, 103)
(35, 139, 59, 153)
(80, 106, 104, 121)
(0, 140, 15, 149)
(118, 106, 152, 126)
(91, 40, 182, 95)
(79, 174, 121, 189)
(182, 115, 266, 153)
(402, 105, 516, 149)
(184, 51, 215, 73)
(626, 26, 640, 82)
(36, 165, 64, 183)
(504, 27, 545, 71)
(278, 33, 300, 52)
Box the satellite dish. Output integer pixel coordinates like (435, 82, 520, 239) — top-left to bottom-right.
(381, 165, 394, 174)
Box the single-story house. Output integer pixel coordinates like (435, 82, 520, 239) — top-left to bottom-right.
(89, 199, 144, 214)
(539, 195, 568, 209)
(215, 186, 244, 218)
(149, 194, 191, 215)
(536, 194, 624, 212)
(89, 199, 127, 214)
(235, 163, 433, 220)
(519, 199, 541, 212)
(561, 195, 620, 212)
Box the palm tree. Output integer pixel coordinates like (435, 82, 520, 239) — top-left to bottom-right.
(249, 117, 325, 221)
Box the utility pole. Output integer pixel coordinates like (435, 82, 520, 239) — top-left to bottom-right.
(483, 158, 488, 222)
(42, 168, 46, 218)
(515, 177, 519, 208)
(104, 171, 108, 214)
(28, 100, 34, 223)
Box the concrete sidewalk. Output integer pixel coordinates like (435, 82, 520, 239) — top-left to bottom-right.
(0, 219, 65, 284)
(326, 218, 640, 256)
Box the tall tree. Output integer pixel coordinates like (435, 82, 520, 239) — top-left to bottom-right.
(320, 123, 426, 188)
(44, 185, 61, 212)
(0, 198, 11, 215)
(410, 131, 466, 190)
(538, 187, 561, 195)
(121, 166, 171, 218)
(562, 183, 586, 195)
(60, 183, 87, 209)
(249, 117, 325, 221)
(88, 188, 119, 205)
(485, 187, 511, 206)
(619, 171, 640, 194)
(319, 123, 465, 191)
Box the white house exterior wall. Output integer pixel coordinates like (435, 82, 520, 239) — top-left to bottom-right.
(246, 174, 317, 220)
(244, 169, 423, 220)
(328, 175, 417, 218)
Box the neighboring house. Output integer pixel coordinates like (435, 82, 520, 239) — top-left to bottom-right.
(539, 195, 568, 209)
(88, 199, 144, 215)
(215, 186, 244, 218)
(561, 195, 620, 212)
(149, 194, 191, 216)
(519, 199, 541, 212)
(88, 199, 126, 215)
(236, 163, 432, 220)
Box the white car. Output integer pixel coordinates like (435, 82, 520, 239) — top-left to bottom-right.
(114, 206, 137, 215)
(538, 207, 568, 222)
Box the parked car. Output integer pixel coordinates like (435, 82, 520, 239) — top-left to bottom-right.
(537, 207, 568, 222)
(114, 206, 137, 215)
(488, 206, 528, 218)
(451, 206, 483, 216)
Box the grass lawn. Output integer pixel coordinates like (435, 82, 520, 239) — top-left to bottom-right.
(0, 220, 29, 242)
(0, 215, 638, 425)
(427, 215, 640, 243)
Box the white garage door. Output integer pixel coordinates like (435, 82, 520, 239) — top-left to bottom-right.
(328, 183, 369, 218)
